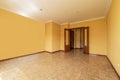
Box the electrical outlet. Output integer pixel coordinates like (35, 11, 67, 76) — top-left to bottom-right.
(118, 64, 120, 67)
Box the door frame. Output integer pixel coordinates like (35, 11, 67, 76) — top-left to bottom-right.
(70, 30, 74, 49)
(83, 27, 89, 54)
(64, 29, 71, 52)
(64, 27, 89, 54)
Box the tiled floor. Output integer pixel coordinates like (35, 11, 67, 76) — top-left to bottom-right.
(0, 49, 119, 80)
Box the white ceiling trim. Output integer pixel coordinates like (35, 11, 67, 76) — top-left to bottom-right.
(105, 0, 112, 17)
(69, 17, 105, 25)
(45, 20, 53, 23)
(61, 22, 69, 25)
(52, 16, 106, 25)
(45, 20, 60, 24)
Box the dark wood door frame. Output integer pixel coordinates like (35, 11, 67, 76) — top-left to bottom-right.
(82, 27, 89, 54)
(64, 27, 89, 54)
(64, 29, 71, 52)
(70, 30, 74, 49)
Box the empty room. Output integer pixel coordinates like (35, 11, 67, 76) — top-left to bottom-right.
(0, 0, 120, 80)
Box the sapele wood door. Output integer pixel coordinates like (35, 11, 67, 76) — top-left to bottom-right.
(83, 27, 89, 54)
(70, 30, 74, 49)
(64, 29, 71, 52)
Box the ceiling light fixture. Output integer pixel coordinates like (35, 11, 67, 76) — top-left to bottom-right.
(40, 9, 43, 11)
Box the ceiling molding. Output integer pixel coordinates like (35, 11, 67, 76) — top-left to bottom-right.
(105, 0, 112, 17)
(45, 20, 60, 25)
(45, 16, 106, 25)
(45, 20, 53, 23)
(70, 17, 105, 25)
(61, 22, 69, 25)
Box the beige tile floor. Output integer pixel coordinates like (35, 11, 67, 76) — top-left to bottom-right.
(0, 49, 119, 80)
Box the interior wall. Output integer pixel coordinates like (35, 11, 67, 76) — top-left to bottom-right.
(45, 22, 61, 52)
(107, 0, 120, 75)
(0, 8, 61, 60)
(0, 9, 45, 60)
(45, 22, 53, 52)
(61, 18, 107, 55)
(69, 18, 107, 55)
(52, 22, 61, 52)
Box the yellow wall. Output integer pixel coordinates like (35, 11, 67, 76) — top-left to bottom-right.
(45, 22, 61, 52)
(61, 19, 107, 55)
(45, 22, 53, 52)
(52, 22, 61, 52)
(0, 9, 45, 60)
(0, 8, 107, 61)
(1, 2, 119, 75)
(107, 0, 120, 75)
(70, 19, 107, 55)
(0, 8, 61, 60)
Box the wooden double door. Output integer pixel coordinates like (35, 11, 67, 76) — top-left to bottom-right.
(64, 27, 89, 54)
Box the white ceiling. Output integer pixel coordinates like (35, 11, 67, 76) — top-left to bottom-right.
(0, 0, 111, 24)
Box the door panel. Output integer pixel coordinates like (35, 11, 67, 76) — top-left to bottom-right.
(65, 29, 71, 52)
(70, 31, 74, 49)
(83, 27, 89, 54)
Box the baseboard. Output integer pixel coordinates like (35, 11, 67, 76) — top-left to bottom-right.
(0, 51, 45, 62)
(45, 50, 64, 53)
(106, 56, 120, 79)
(0, 50, 64, 62)
(89, 53, 107, 56)
(93, 54, 120, 78)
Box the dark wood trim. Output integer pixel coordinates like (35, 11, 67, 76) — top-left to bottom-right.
(0, 51, 45, 62)
(65, 29, 71, 30)
(64, 29, 66, 51)
(64, 27, 89, 54)
(89, 54, 106, 56)
(83, 28, 85, 51)
(90, 54, 120, 79)
(64, 29, 71, 52)
(69, 27, 85, 30)
(45, 50, 64, 54)
(87, 27, 89, 54)
(70, 30, 74, 49)
(106, 56, 120, 79)
(80, 28, 82, 49)
(83, 27, 89, 54)
(0, 50, 64, 62)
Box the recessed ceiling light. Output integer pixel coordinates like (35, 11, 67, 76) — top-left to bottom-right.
(40, 9, 43, 11)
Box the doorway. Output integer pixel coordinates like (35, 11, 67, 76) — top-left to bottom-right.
(64, 27, 89, 54)
(70, 30, 74, 49)
(64, 29, 70, 52)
